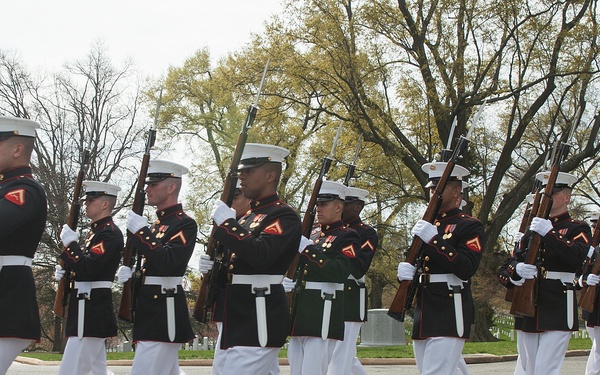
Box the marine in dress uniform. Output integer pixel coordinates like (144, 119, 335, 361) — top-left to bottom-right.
(56, 181, 123, 375)
(288, 180, 361, 375)
(206, 143, 301, 374)
(397, 162, 485, 375)
(118, 160, 197, 375)
(327, 187, 378, 375)
(0, 116, 47, 375)
(198, 182, 252, 375)
(498, 171, 590, 375)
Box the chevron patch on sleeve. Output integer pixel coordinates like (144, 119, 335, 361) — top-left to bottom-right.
(91, 242, 106, 255)
(466, 236, 482, 252)
(341, 244, 357, 258)
(5, 188, 25, 206)
(264, 220, 284, 235)
(169, 230, 188, 245)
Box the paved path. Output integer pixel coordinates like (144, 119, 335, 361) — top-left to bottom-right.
(7, 354, 588, 374)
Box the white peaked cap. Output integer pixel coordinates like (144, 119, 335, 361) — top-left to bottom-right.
(535, 171, 577, 188)
(346, 187, 369, 202)
(316, 180, 351, 201)
(238, 143, 290, 169)
(146, 159, 189, 183)
(0, 116, 40, 139)
(83, 180, 121, 197)
(422, 161, 470, 188)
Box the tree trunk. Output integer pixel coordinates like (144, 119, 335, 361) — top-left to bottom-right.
(470, 298, 497, 342)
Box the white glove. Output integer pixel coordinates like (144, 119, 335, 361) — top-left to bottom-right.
(510, 277, 525, 287)
(514, 232, 524, 244)
(298, 236, 313, 253)
(282, 277, 295, 293)
(211, 200, 236, 226)
(397, 262, 416, 281)
(127, 210, 148, 233)
(60, 224, 79, 247)
(54, 265, 66, 281)
(198, 254, 214, 274)
(587, 274, 600, 287)
(530, 217, 552, 236)
(411, 220, 437, 243)
(117, 265, 134, 284)
(515, 263, 537, 279)
(588, 246, 596, 258)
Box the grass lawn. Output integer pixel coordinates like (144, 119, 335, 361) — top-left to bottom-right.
(19, 337, 591, 361)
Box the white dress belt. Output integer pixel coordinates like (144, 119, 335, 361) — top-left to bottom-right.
(347, 275, 366, 283)
(0, 255, 32, 267)
(231, 274, 284, 295)
(420, 273, 467, 288)
(74, 281, 113, 297)
(305, 281, 344, 299)
(545, 271, 575, 284)
(144, 276, 182, 293)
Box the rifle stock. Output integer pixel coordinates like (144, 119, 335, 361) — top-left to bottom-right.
(578, 213, 600, 312)
(510, 142, 570, 317)
(118, 90, 161, 322)
(193, 60, 270, 322)
(53, 149, 90, 317)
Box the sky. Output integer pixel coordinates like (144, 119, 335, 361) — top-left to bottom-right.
(0, 0, 283, 76)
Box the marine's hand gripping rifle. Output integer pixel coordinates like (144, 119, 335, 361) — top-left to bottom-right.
(387, 102, 485, 322)
(193, 59, 270, 323)
(117, 90, 162, 322)
(53, 148, 91, 317)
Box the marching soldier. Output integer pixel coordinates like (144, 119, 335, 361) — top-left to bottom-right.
(117, 159, 197, 375)
(580, 212, 599, 375)
(205, 143, 301, 373)
(198, 181, 251, 375)
(55, 181, 123, 375)
(0, 116, 47, 374)
(289, 180, 361, 375)
(397, 161, 484, 374)
(327, 187, 378, 375)
(498, 171, 590, 375)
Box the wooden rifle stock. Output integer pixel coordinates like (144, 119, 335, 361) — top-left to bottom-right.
(54, 149, 90, 317)
(510, 142, 570, 317)
(505, 182, 542, 302)
(193, 59, 270, 322)
(118, 90, 161, 322)
(578, 213, 600, 312)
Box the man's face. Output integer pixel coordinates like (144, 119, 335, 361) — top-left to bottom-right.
(316, 200, 343, 225)
(0, 138, 17, 171)
(231, 192, 251, 217)
(145, 179, 171, 207)
(550, 187, 571, 215)
(84, 195, 105, 221)
(238, 166, 269, 200)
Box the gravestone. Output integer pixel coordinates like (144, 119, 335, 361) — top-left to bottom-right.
(359, 308, 405, 346)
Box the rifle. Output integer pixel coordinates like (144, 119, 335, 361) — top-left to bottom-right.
(387, 102, 485, 322)
(53, 148, 91, 317)
(504, 179, 543, 302)
(192, 59, 270, 322)
(285, 123, 343, 287)
(343, 133, 362, 186)
(118, 89, 162, 322)
(510, 114, 578, 317)
(577, 210, 600, 312)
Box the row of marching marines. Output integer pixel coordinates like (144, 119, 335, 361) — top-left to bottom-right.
(0, 112, 596, 375)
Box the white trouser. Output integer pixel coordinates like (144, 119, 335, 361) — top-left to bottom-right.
(0, 338, 31, 374)
(327, 321, 366, 375)
(587, 325, 600, 375)
(58, 337, 112, 375)
(222, 345, 280, 374)
(212, 322, 225, 375)
(131, 341, 185, 375)
(413, 337, 465, 375)
(288, 337, 331, 375)
(456, 356, 470, 375)
(517, 330, 571, 375)
(514, 330, 526, 375)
